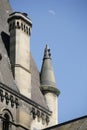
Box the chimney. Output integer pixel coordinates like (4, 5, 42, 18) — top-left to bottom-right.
(8, 12, 32, 98)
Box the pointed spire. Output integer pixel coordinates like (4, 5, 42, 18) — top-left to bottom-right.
(40, 45, 60, 96)
(40, 44, 56, 87)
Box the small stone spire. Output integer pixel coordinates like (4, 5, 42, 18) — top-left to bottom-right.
(40, 44, 60, 96)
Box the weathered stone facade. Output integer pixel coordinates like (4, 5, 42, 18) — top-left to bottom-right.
(8, 12, 32, 99)
(0, 1, 86, 130)
(0, 0, 60, 130)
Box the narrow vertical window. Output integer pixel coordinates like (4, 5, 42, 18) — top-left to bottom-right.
(17, 21, 20, 29)
(3, 114, 9, 130)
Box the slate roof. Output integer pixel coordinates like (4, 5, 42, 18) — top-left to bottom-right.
(43, 116, 87, 130)
(0, 0, 48, 109)
(30, 54, 48, 108)
(0, 0, 19, 92)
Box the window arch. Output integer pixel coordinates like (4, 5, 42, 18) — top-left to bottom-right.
(1, 109, 14, 130)
(3, 113, 9, 130)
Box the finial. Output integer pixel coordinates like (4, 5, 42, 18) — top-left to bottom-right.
(43, 44, 51, 60)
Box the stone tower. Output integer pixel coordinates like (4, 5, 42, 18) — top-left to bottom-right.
(40, 45, 60, 126)
(0, 0, 60, 129)
(8, 12, 32, 98)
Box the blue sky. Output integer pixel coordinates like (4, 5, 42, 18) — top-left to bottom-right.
(9, 0, 87, 123)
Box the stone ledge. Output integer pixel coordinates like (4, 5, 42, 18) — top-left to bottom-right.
(40, 86, 60, 96)
(0, 82, 51, 115)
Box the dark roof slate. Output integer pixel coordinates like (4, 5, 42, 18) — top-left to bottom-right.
(43, 116, 87, 130)
(30, 54, 48, 109)
(0, 0, 19, 92)
(0, 0, 12, 33)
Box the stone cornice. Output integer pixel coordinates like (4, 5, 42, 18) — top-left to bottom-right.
(8, 12, 32, 27)
(40, 85, 60, 96)
(0, 82, 51, 115)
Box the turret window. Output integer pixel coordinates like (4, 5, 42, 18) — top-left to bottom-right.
(21, 23, 23, 30)
(17, 21, 20, 29)
(26, 26, 28, 34)
(24, 24, 26, 32)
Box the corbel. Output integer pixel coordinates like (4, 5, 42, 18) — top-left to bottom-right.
(5, 92, 10, 105)
(10, 95, 15, 108)
(46, 115, 50, 125)
(37, 110, 41, 122)
(0, 90, 4, 102)
(15, 98, 19, 108)
(41, 113, 46, 125)
(31, 107, 36, 119)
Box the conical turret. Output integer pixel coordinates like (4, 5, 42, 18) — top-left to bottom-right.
(40, 44, 60, 127)
(40, 44, 60, 96)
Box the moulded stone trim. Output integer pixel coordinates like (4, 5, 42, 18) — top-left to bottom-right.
(40, 86, 60, 96)
(0, 89, 19, 108)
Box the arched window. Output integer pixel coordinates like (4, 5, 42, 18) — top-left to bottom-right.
(17, 21, 20, 29)
(3, 113, 9, 130)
